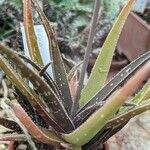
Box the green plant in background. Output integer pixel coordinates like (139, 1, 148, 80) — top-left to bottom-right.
(47, 0, 94, 33)
(54, 0, 127, 23)
(6, 0, 22, 9)
(49, 0, 93, 11)
(0, 0, 150, 150)
(0, 1, 21, 40)
(102, 0, 127, 22)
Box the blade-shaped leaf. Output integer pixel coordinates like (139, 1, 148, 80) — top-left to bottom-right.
(19, 54, 61, 99)
(0, 117, 21, 132)
(80, 0, 135, 107)
(15, 87, 50, 128)
(8, 102, 65, 146)
(0, 54, 65, 132)
(78, 50, 150, 114)
(105, 100, 150, 129)
(84, 121, 128, 150)
(63, 61, 150, 146)
(31, 0, 73, 115)
(23, 0, 44, 66)
(74, 51, 150, 125)
(82, 128, 112, 150)
(73, 77, 150, 126)
(0, 43, 75, 132)
(101, 122, 127, 143)
(131, 80, 150, 104)
(120, 80, 150, 113)
(73, 102, 104, 127)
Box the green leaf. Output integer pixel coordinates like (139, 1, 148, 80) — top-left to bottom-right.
(105, 99, 150, 129)
(103, 0, 124, 22)
(23, 0, 44, 66)
(77, 51, 150, 116)
(131, 80, 150, 104)
(80, 0, 135, 107)
(63, 59, 150, 146)
(73, 102, 104, 127)
(74, 48, 150, 125)
(5, 0, 22, 9)
(83, 122, 126, 149)
(119, 79, 150, 113)
(32, 0, 73, 114)
(72, 15, 90, 29)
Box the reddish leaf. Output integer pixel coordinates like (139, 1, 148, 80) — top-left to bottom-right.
(69, 70, 78, 98)
(23, 0, 43, 65)
(9, 102, 66, 146)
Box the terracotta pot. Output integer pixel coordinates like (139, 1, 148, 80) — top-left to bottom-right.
(117, 10, 150, 61)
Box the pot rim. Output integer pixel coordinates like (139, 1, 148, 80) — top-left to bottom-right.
(130, 10, 150, 30)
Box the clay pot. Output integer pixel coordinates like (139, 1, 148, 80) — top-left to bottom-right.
(117, 10, 150, 61)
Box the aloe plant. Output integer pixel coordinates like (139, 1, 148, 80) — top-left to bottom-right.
(0, 0, 150, 149)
